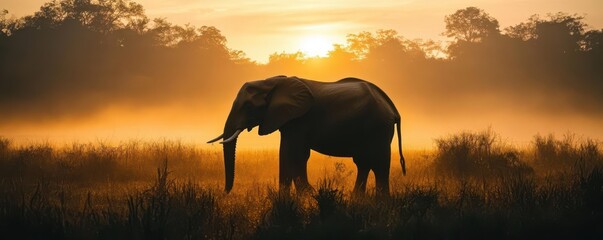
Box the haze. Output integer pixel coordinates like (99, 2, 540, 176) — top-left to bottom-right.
(1, 0, 602, 149)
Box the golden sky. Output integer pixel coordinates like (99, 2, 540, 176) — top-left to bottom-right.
(2, 0, 603, 62)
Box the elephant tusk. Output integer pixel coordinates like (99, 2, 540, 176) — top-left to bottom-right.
(207, 133, 224, 143)
(220, 129, 242, 144)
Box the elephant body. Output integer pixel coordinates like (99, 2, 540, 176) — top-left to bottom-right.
(209, 76, 405, 195)
(301, 78, 398, 157)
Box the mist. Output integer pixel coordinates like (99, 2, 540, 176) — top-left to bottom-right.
(1, 2, 602, 148)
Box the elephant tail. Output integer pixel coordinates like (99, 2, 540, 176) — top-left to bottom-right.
(396, 117, 406, 176)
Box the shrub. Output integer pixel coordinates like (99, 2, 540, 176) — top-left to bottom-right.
(313, 179, 345, 221)
(434, 129, 532, 179)
(0, 137, 9, 154)
(532, 134, 602, 172)
(256, 189, 306, 239)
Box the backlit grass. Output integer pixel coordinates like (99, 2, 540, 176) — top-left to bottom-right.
(0, 131, 601, 239)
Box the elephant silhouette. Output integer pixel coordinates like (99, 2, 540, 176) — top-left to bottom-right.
(208, 76, 406, 195)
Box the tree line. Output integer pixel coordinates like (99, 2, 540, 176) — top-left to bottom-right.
(1, 1, 601, 123)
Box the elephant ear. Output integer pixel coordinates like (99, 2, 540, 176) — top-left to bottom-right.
(259, 78, 313, 135)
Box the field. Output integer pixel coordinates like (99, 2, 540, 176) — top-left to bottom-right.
(1, 130, 602, 239)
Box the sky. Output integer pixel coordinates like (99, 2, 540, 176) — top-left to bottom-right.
(2, 0, 603, 62)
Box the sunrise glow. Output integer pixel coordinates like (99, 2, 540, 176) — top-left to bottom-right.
(298, 35, 334, 57)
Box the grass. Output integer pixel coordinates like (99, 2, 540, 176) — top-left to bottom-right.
(0, 132, 602, 239)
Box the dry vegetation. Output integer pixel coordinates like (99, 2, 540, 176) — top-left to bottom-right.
(1, 130, 602, 239)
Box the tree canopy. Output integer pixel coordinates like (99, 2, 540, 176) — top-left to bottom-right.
(444, 7, 500, 43)
(0, 2, 601, 124)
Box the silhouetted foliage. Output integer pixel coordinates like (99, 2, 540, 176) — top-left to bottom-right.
(445, 6, 500, 43)
(0, 0, 249, 123)
(0, 9, 14, 37)
(344, 29, 427, 63)
(0, 2, 602, 129)
(532, 133, 602, 173)
(433, 129, 533, 179)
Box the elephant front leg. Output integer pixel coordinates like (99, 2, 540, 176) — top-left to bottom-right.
(279, 132, 312, 194)
(292, 161, 313, 195)
(278, 153, 293, 193)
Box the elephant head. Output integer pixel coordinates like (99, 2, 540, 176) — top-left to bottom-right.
(207, 76, 314, 193)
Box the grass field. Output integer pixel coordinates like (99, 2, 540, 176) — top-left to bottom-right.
(0, 130, 602, 239)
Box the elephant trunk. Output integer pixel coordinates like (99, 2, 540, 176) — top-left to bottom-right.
(223, 139, 236, 193)
(222, 113, 242, 193)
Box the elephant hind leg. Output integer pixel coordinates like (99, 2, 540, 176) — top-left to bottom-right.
(352, 158, 370, 195)
(354, 145, 391, 197)
(372, 146, 391, 197)
(374, 166, 390, 197)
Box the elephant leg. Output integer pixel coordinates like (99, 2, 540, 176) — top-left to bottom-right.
(291, 150, 312, 194)
(371, 145, 391, 197)
(352, 160, 370, 195)
(279, 131, 311, 194)
(278, 150, 293, 193)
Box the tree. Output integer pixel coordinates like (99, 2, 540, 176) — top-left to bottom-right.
(535, 13, 586, 54)
(196, 26, 227, 50)
(506, 13, 587, 54)
(229, 49, 254, 65)
(583, 29, 602, 53)
(417, 39, 445, 59)
(96, 0, 148, 32)
(21, 0, 147, 32)
(22, 1, 65, 29)
(344, 29, 427, 62)
(148, 18, 180, 46)
(505, 15, 539, 41)
(1, 9, 11, 37)
(444, 7, 500, 43)
(268, 51, 305, 66)
(366, 29, 426, 63)
(365, 29, 403, 62)
(345, 31, 375, 59)
(327, 44, 355, 63)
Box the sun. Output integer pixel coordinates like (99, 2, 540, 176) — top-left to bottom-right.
(298, 35, 334, 57)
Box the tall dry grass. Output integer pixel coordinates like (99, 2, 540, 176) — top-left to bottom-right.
(0, 131, 602, 239)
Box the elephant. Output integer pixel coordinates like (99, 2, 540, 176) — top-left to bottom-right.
(208, 75, 406, 195)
